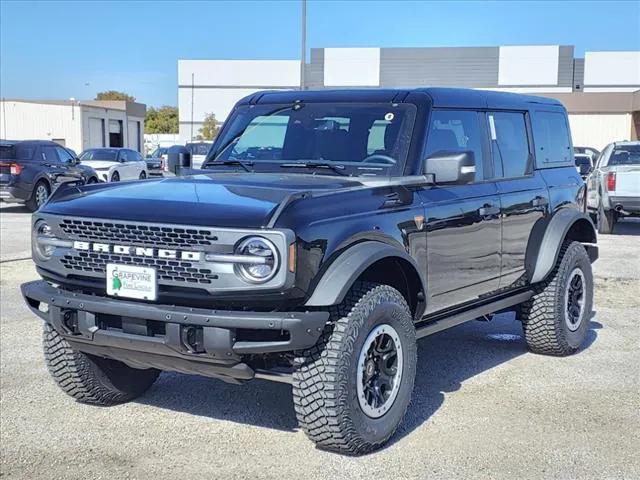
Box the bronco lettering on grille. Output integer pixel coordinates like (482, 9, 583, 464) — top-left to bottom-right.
(72, 241, 202, 261)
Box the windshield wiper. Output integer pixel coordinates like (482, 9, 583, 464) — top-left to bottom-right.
(280, 162, 348, 176)
(210, 159, 254, 172)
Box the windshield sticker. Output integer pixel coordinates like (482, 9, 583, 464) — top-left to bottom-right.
(384, 112, 395, 121)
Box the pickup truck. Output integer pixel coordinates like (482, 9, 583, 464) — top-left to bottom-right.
(21, 88, 597, 455)
(586, 141, 640, 233)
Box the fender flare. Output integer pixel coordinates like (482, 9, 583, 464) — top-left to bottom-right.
(304, 241, 425, 307)
(529, 209, 597, 284)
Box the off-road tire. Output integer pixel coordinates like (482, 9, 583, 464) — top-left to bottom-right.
(520, 241, 593, 356)
(597, 199, 616, 234)
(293, 282, 417, 455)
(26, 180, 50, 212)
(43, 323, 160, 405)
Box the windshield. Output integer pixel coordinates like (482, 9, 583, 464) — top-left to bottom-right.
(151, 147, 168, 158)
(80, 149, 118, 161)
(186, 143, 211, 156)
(609, 145, 640, 166)
(205, 103, 417, 176)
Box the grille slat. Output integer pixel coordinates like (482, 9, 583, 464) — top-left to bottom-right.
(60, 219, 219, 249)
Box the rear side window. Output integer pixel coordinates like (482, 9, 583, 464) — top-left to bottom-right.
(488, 112, 530, 178)
(40, 146, 59, 163)
(609, 145, 640, 165)
(0, 144, 36, 160)
(532, 111, 572, 165)
(424, 110, 484, 181)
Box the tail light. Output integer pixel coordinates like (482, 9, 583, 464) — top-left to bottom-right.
(10, 163, 22, 175)
(606, 172, 616, 191)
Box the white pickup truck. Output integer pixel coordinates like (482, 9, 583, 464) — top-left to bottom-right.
(586, 141, 640, 233)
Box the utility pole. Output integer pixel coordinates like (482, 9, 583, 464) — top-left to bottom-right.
(300, 0, 306, 90)
(190, 72, 195, 140)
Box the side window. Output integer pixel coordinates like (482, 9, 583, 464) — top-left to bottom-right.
(119, 150, 129, 162)
(532, 111, 572, 164)
(424, 110, 484, 181)
(55, 147, 74, 163)
(40, 146, 59, 163)
(134, 151, 143, 162)
(488, 112, 530, 178)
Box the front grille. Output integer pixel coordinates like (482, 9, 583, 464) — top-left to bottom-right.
(60, 251, 219, 284)
(60, 219, 219, 249)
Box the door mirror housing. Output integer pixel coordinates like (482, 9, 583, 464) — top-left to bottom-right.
(167, 145, 192, 176)
(424, 150, 476, 185)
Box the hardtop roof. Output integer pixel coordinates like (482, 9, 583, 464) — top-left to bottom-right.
(237, 87, 564, 110)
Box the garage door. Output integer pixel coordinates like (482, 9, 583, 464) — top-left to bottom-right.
(88, 118, 105, 147)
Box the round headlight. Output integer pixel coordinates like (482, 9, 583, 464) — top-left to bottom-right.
(32, 220, 54, 260)
(234, 236, 279, 283)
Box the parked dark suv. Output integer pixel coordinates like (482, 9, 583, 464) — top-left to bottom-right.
(21, 88, 598, 455)
(0, 140, 99, 211)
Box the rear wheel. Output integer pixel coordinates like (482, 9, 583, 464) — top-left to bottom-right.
(43, 323, 159, 405)
(87, 177, 98, 184)
(520, 241, 593, 356)
(293, 282, 417, 455)
(26, 180, 50, 211)
(111, 171, 120, 182)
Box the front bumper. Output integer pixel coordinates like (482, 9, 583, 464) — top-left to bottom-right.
(22, 280, 328, 383)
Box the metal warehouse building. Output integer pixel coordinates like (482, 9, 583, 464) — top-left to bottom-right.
(0, 99, 146, 154)
(178, 45, 640, 149)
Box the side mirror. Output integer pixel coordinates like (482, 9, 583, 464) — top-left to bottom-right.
(73, 157, 81, 165)
(167, 145, 192, 176)
(425, 150, 476, 185)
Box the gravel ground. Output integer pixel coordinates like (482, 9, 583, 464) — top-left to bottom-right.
(1, 208, 638, 480)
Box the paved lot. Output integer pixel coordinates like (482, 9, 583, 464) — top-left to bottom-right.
(1, 206, 639, 480)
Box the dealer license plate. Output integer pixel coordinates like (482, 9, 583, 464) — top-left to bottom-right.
(106, 264, 157, 301)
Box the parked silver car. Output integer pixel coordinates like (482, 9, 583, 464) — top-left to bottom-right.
(586, 141, 640, 233)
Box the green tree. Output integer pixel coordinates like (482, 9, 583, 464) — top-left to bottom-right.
(198, 113, 220, 140)
(145, 106, 178, 134)
(95, 90, 136, 102)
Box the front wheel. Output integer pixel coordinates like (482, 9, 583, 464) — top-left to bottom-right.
(293, 282, 417, 455)
(139, 171, 146, 180)
(43, 323, 159, 405)
(520, 241, 593, 356)
(111, 171, 120, 182)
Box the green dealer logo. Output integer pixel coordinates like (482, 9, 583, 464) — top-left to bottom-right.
(112, 269, 122, 291)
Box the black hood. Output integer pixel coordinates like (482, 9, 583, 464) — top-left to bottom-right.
(42, 172, 362, 228)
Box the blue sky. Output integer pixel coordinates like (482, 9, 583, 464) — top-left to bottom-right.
(1, 0, 639, 107)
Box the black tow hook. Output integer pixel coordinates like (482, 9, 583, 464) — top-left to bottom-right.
(181, 326, 205, 353)
(61, 309, 80, 335)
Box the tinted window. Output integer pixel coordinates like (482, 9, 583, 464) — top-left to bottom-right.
(532, 111, 572, 164)
(0, 144, 35, 160)
(424, 110, 484, 180)
(609, 145, 640, 166)
(489, 112, 530, 178)
(55, 146, 74, 163)
(40, 146, 59, 163)
(79, 149, 118, 161)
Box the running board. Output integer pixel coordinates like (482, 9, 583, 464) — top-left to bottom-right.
(415, 290, 533, 339)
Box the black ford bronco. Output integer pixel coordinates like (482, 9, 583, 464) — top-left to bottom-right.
(21, 88, 598, 455)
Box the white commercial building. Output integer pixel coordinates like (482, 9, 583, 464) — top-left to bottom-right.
(178, 46, 640, 149)
(0, 99, 146, 154)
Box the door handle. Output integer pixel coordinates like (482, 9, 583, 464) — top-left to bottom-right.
(478, 205, 500, 216)
(531, 197, 549, 207)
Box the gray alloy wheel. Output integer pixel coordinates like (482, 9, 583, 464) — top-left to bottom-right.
(35, 183, 49, 207)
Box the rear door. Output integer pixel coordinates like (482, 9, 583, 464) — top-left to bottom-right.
(487, 111, 549, 289)
(419, 109, 502, 314)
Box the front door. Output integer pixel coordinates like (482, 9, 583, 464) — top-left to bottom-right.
(419, 109, 502, 314)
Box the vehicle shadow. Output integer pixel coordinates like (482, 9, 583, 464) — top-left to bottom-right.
(137, 313, 599, 440)
(611, 218, 640, 236)
(0, 205, 30, 214)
